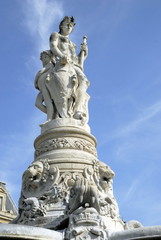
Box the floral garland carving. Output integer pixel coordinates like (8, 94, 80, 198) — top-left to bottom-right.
(35, 138, 97, 157)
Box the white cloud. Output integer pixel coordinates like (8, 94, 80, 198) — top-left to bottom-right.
(110, 101, 161, 225)
(110, 100, 161, 140)
(21, 0, 64, 52)
(107, 99, 161, 167)
(117, 164, 161, 225)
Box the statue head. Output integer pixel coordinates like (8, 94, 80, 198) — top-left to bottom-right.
(59, 16, 75, 35)
(40, 50, 52, 64)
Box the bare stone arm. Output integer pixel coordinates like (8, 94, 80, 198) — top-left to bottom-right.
(50, 32, 65, 60)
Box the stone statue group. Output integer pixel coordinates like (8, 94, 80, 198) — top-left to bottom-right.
(10, 17, 144, 237)
(34, 16, 90, 125)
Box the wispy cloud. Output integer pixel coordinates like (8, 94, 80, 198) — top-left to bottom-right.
(21, 0, 64, 52)
(110, 101, 161, 226)
(122, 164, 154, 203)
(18, 0, 64, 98)
(110, 100, 161, 140)
(118, 163, 161, 226)
(124, 179, 140, 201)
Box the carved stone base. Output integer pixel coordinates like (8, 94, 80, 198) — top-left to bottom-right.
(35, 123, 97, 158)
(14, 158, 124, 230)
(13, 123, 125, 232)
(34, 124, 97, 180)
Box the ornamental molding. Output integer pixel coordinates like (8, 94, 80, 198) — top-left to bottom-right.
(35, 137, 97, 157)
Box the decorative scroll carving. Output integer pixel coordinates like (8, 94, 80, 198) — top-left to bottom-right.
(35, 137, 97, 157)
(15, 159, 124, 230)
(67, 161, 121, 223)
(21, 159, 60, 199)
(17, 197, 46, 224)
(15, 159, 62, 224)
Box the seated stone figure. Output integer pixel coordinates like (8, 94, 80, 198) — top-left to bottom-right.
(49, 16, 90, 122)
(35, 16, 90, 124)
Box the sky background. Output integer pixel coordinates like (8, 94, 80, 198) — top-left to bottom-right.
(1, 0, 161, 227)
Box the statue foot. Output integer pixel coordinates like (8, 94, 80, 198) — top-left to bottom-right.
(73, 111, 84, 120)
(73, 111, 87, 125)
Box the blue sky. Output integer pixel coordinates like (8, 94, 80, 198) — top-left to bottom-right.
(1, 0, 161, 227)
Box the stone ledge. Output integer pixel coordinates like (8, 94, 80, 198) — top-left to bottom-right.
(109, 226, 161, 240)
(35, 126, 96, 147)
(0, 224, 63, 240)
(40, 118, 91, 134)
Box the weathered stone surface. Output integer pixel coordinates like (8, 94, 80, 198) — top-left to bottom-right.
(34, 125, 97, 159)
(14, 155, 125, 231)
(0, 223, 62, 240)
(124, 220, 143, 230)
(40, 118, 90, 134)
(1, 224, 161, 240)
(109, 226, 161, 240)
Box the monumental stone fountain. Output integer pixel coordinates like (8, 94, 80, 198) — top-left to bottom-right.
(0, 16, 161, 240)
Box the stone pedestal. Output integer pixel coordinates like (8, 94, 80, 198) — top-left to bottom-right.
(13, 119, 124, 232)
(34, 119, 97, 168)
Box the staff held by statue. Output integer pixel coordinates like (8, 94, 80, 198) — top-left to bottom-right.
(79, 36, 88, 71)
